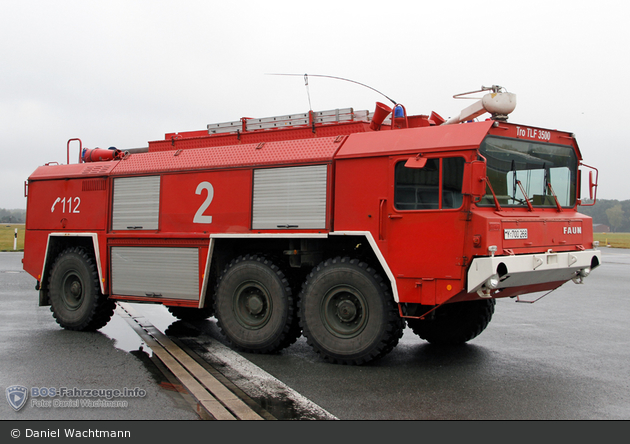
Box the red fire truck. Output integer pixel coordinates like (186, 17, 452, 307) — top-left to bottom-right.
(23, 86, 601, 365)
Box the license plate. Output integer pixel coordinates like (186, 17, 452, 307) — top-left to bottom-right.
(504, 228, 528, 240)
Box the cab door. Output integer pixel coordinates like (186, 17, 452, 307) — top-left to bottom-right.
(384, 155, 469, 301)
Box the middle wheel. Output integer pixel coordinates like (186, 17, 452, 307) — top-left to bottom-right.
(299, 257, 404, 365)
(214, 254, 299, 353)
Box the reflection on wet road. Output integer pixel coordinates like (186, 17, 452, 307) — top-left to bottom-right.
(101, 303, 336, 420)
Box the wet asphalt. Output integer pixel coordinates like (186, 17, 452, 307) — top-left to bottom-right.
(1, 249, 629, 420)
(0, 252, 198, 421)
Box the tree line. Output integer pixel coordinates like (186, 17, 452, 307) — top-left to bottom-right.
(0, 208, 26, 223)
(579, 199, 630, 232)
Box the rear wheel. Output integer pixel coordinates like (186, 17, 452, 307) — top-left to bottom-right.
(167, 306, 214, 321)
(299, 257, 404, 365)
(406, 299, 495, 345)
(214, 254, 300, 353)
(48, 247, 115, 331)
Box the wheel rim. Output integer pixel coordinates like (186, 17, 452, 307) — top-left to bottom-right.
(320, 285, 368, 338)
(61, 271, 84, 311)
(233, 281, 272, 329)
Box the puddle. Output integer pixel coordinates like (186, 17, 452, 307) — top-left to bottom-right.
(101, 303, 180, 354)
(102, 302, 335, 420)
(129, 304, 179, 333)
(100, 308, 211, 420)
(100, 313, 147, 353)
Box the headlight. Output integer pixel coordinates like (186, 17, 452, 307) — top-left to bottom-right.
(485, 274, 500, 289)
(573, 267, 591, 284)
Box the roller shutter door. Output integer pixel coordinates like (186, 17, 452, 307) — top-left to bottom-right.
(111, 247, 199, 300)
(252, 165, 327, 229)
(112, 176, 160, 230)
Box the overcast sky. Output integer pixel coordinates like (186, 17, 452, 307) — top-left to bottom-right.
(1, 0, 628, 209)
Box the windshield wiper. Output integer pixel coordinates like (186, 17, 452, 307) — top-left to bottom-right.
(510, 160, 517, 204)
(546, 181, 563, 212)
(516, 180, 534, 211)
(483, 177, 502, 211)
(509, 160, 532, 208)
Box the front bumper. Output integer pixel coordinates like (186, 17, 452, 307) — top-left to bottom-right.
(467, 249, 601, 294)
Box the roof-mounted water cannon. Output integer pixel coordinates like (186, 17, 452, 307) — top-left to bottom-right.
(442, 85, 516, 125)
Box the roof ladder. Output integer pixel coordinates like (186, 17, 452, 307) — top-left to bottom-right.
(207, 108, 370, 135)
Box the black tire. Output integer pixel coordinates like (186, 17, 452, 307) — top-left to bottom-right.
(214, 254, 300, 354)
(167, 306, 214, 321)
(406, 299, 496, 345)
(48, 247, 115, 331)
(298, 257, 404, 365)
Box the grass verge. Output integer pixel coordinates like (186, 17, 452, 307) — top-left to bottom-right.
(0, 224, 25, 251)
(594, 232, 630, 249)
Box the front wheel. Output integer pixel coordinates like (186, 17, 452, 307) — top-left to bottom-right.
(298, 257, 404, 365)
(48, 247, 115, 331)
(214, 254, 300, 353)
(406, 299, 495, 345)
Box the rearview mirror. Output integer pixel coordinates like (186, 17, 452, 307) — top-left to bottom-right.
(578, 163, 598, 206)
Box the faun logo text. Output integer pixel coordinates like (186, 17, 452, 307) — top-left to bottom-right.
(563, 226, 582, 234)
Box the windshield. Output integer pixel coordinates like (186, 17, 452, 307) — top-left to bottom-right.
(478, 136, 578, 208)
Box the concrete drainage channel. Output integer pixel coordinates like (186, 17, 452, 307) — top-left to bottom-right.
(116, 303, 337, 421)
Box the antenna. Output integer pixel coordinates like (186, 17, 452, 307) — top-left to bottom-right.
(266, 73, 398, 107)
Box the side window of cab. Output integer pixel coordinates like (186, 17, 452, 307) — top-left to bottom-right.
(394, 157, 465, 210)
